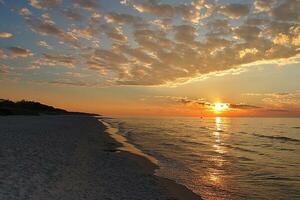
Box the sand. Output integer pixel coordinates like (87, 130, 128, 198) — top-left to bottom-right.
(0, 115, 201, 200)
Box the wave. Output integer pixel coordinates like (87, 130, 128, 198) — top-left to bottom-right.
(277, 147, 295, 151)
(252, 133, 300, 143)
(160, 142, 177, 147)
(180, 140, 205, 146)
(220, 144, 259, 154)
(265, 176, 292, 181)
(237, 156, 253, 161)
(199, 126, 209, 130)
(238, 131, 300, 143)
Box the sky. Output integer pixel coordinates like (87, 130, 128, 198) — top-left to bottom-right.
(0, 0, 300, 117)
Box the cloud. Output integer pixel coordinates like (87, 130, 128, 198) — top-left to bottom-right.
(19, 7, 32, 17)
(105, 12, 145, 29)
(261, 92, 300, 109)
(8, 47, 33, 57)
(174, 25, 197, 44)
(19, 10, 79, 46)
(105, 27, 128, 43)
(33, 53, 75, 68)
(29, 0, 62, 9)
(153, 95, 297, 116)
(133, 0, 175, 17)
(72, 0, 99, 11)
(154, 95, 264, 111)
(70, 28, 95, 40)
(218, 3, 250, 19)
(206, 19, 232, 36)
(271, 0, 300, 21)
(230, 104, 261, 110)
(132, 0, 214, 23)
(0, 65, 9, 75)
(0, 32, 13, 38)
(150, 19, 172, 31)
(245, 91, 300, 110)
(1, 47, 33, 59)
(154, 96, 210, 107)
(234, 25, 261, 41)
(273, 33, 290, 45)
(180, 0, 216, 23)
(265, 109, 289, 113)
(30, 20, 74, 42)
(120, 0, 128, 5)
(61, 9, 84, 21)
(0, 49, 7, 59)
(239, 48, 258, 58)
(31, 77, 107, 88)
(5, 0, 300, 86)
(254, 0, 273, 13)
(37, 40, 53, 49)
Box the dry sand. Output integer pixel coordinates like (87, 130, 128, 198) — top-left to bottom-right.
(0, 115, 201, 200)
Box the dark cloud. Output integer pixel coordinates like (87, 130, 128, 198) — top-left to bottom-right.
(174, 25, 197, 44)
(8, 47, 33, 57)
(72, 0, 99, 11)
(230, 104, 261, 109)
(266, 109, 289, 112)
(61, 9, 84, 21)
(49, 80, 96, 87)
(271, 0, 300, 21)
(219, 3, 250, 19)
(1, 47, 33, 59)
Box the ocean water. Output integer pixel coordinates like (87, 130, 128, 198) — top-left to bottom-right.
(105, 117, 300, 200)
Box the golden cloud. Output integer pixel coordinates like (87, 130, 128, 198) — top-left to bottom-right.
(0, 32, 13, 38)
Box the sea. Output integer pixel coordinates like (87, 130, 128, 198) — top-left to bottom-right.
(104, 117, 300, 200)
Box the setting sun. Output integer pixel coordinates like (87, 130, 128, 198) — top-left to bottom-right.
(212, 103, 229, 113)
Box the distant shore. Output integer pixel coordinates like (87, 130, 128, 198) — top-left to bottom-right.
(0, 115, 200, 200)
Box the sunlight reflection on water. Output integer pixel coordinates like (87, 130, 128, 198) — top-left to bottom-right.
(106, 116, 300, 199)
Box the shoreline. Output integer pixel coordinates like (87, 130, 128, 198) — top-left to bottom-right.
(1, 115, 200, 200)
(100, 119, 159, 165)
(99, 118, 201, 200)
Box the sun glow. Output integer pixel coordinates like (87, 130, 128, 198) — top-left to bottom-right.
(212, 103, 229, 113)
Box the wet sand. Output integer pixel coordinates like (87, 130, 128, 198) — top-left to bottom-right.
(0, 115, 200, 200)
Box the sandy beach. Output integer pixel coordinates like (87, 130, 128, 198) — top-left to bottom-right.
(0, 115, 200, 200)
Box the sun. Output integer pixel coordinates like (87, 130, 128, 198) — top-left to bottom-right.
(212, 103, 229, 113)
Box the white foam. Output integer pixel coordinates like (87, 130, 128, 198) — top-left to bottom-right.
(99, 119, 158, 165)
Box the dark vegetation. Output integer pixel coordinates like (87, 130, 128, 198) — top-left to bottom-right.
(0, 99, 97, 116)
